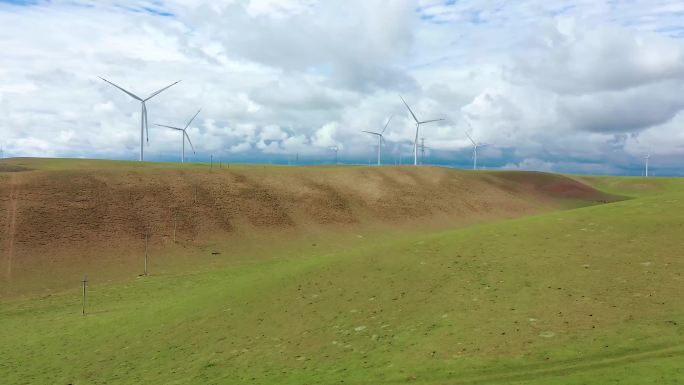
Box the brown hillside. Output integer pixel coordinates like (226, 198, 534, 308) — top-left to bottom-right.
(0, 159, 617, 295)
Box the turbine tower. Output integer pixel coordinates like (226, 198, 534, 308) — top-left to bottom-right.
(99, 77, 181, 161)
(645, 154, 650, 177)
(362, 116, 393, 166)
(154, 109, 200, 163)
(400, 96, 443, 166)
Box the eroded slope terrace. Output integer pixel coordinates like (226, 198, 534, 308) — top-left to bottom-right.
(0, 158, 617, 294)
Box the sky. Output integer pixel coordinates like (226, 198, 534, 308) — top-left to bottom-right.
(1, 0, 684, 175)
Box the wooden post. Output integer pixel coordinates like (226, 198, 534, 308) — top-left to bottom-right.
(210, 154, 213, 169)
(81, 275, 88, 316)
(144, 232, 148, 276)
(173, 214, 177, 243)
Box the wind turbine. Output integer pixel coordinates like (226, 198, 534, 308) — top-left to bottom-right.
(644, 154, 650, 177)
(154, 109, 200, 163)
(99, 77, 181, 161)
(362, 116, 393, 165)
(400, 96, 443, 166)
(464, 122, 488, 170)
(329, 146, 339, 164)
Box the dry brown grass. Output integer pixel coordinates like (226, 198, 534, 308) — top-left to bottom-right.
(0, 159, 617, 295)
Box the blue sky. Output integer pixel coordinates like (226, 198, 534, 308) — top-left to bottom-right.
(1, 0, 684, 175)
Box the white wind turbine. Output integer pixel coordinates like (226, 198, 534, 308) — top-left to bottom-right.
(362, 115, 393, 166)
(329, 145, 339, 164)
(644, 154, 650, 177)
(99, 77, 181, 161)
(400, 96, 444, 166)
(154, 109, 200, 163)
(465, 121, 487, 170)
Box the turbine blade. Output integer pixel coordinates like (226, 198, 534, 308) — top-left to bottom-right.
(419, 118, 444, 124)
(400, 96, 419, 123)
(144, 80, 181, 101)
(154, 124, 183, 131)
(382, 115, 393, 134)
(361, 130, 380, 136)
(99, 76, 142, 101)
(184, 108, 202, 130)
(184, 131, 195, 153)
(465, 132, 476, 146)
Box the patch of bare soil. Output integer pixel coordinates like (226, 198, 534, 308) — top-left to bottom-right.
(0, 164, 31, 173)
(0, 165, 615, 294)
(4, 174, 18, 282)
(484, 171, 618, 202)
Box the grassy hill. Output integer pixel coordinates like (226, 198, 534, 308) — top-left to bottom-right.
(0, 158, 615, 295)
(1, 158, 682, 384)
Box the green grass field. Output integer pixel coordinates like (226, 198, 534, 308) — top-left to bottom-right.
(1, 166, 683, 384)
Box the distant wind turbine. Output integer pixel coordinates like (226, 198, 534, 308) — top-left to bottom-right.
(154, 109, 200, 163)
(465, 121, 487, 170)
(644, 154, 650, 177)
(329, 145, 339, 164)
(99, 77, 181, 161)
(362, 115, 393, 165)
(400, 96, 443, 166)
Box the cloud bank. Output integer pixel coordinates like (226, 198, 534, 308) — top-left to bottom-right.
(1, 0, 684, 175)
